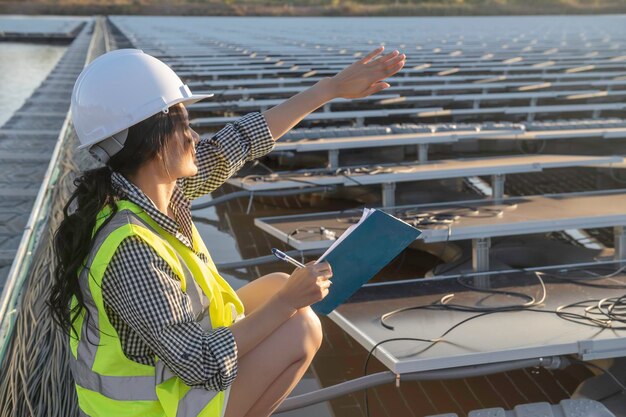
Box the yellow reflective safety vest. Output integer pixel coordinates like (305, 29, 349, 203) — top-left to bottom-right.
(69, 199, 245, 417)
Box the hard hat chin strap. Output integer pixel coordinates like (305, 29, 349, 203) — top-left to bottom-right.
(88, 129, 129, 164)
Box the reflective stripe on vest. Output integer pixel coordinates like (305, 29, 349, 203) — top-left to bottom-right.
(70, 203, 241, 417)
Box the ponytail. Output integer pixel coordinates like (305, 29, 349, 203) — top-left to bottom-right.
(49, 167, 119, 337)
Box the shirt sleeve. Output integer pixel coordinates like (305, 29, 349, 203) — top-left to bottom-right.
(101, 236, 238, 391)
(179, 111, 275, 200)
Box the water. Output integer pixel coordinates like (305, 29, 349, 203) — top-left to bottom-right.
(0, 42, 66, 127)
(193, 196, 250, 289)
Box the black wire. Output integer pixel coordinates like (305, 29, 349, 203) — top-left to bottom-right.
(454, 275, 537, 305)
(241, 161, 425, 191)
(363, 302, 626, 417)
(365, 273, 545, 417)
(362, 270, 626, 417)
(363, 311, 495, 417)
(362, 338, 432, 417)
(238, 160, 343, 210)
(400, 204, 512, 275)
(250, 159, 277, 175)
(539, 267, 626, 290)
(286, 226, 347, 245)
(241, 160, 333, 187)
(241, 172, 323, 188)
(380, 272, 547, 331)
(334, 205, 510, 278)
(336, 169, 366, 187)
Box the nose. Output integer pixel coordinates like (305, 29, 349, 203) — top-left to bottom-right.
(191, 129, 200, 146)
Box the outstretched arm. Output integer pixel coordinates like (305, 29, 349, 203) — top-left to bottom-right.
(180, 46, 405, 200)
(262, 46, 406, 141)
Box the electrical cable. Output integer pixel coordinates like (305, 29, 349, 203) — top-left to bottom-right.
(207, 159, 340, 213)
(454, 275, 538, 305)
(609, 167, 626, 185)
(380, 271, 547, 330)
(341, 203, 513, 276)
(361, 268, 626, 416)
(239, 160, 434, 189)
(292, 203, 508, 249)
(363, 272, 548, 417)
(190, 185, 337, 211)
(286, 226, 346, 246)
(240, 172, 324, 188)
(403, 200, 516, 273)
(516, 138, 547, 155)
(537, 266, 626, 289)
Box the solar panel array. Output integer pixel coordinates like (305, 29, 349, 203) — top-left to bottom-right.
(88, 17, 626, 409)
(0, 19, 94, 289)
(108, 16, 626, 262)
(110, 16, 626, 123)
(0, 16, 87, 40)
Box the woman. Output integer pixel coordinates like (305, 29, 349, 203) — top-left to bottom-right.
(49, 46, 405, 417)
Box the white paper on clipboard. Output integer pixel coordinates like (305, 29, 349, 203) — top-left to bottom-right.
(315, 208, 376, 264)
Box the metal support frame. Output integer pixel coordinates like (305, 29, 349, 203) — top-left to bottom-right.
(615, 225, 626, 265)
(418, 143, 429, 164)
(472, 237, 491, 288)
(277, 356, 566, 412)
(491, 174, 506, 203)
(381, 183, 396, 208)
(327, 149, 340, 169)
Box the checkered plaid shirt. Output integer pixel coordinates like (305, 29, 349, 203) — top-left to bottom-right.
(101, 112, 275, 392)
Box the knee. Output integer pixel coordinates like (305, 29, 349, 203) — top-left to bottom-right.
(303, 307, 323, 352)
(292, 307, 323, 356)
(265, 272, 289, 287)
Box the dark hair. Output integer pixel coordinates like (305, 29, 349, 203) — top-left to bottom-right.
(48, 103, 190, 338)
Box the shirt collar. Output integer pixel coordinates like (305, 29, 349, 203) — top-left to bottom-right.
(110, 171, 194, 249)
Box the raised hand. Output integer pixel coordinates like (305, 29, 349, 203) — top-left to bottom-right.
(328, 46, 406, 100)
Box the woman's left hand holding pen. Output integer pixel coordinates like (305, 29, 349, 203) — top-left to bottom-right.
(230, 261, 332, 358)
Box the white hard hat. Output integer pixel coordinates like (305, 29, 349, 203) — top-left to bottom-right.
(70, 49, 213, 163)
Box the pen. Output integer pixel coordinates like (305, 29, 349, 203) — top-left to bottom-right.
(272, 248, 306, 269)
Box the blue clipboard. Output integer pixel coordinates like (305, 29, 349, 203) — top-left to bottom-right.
(312, 209, 421, 315)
